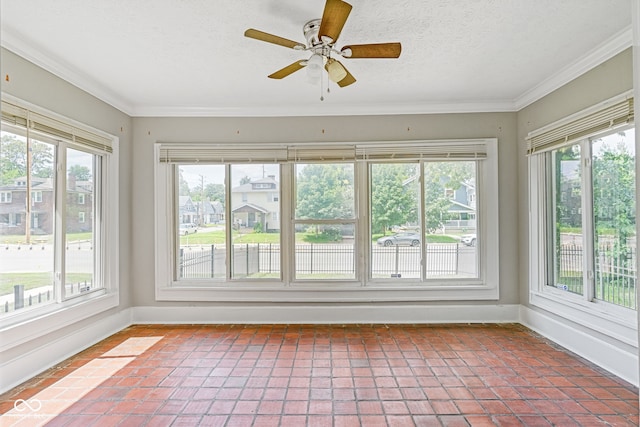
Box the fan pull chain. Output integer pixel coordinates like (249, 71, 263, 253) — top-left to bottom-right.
(320, 73, 324, 101)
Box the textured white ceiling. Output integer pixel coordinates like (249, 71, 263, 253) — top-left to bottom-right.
(0, 0, 633, 117)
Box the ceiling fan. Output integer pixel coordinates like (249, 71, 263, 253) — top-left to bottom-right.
(244, 0, 401, 89)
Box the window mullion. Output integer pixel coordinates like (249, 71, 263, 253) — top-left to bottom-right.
(56, 142, 67, 302)
(581, 139, 596, 302)
(419, 161, 426, 281)
(281, 162, 293, 285)
(224, 164, 232, 280)
(355, 161, 366, 285)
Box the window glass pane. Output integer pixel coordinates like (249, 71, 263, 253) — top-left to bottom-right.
(552, 144, 583, 295)
(370, 163, 420, 279)
(177, 165, 226, 279)
(424, 161, 478, 279)
(231, 165, 280, 279)
(295, 223, 355, 280)
(294, 163, 355, 280)
(592, 129, 636, 309)
(0, 130, 56, 314)
(295, 163, 354, 220)
(65, 148, 97, 298)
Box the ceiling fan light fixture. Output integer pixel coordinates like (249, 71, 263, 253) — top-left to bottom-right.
(306, 53, 324, 80)
(326, 59, 347, 83)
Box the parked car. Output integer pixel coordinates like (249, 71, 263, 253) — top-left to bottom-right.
(179, 223, 198, 235)
(377, 232, 421, 247)
(460, 233, 476, 246)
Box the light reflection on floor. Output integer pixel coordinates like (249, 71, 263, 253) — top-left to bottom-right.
(1, 336, 163, 427)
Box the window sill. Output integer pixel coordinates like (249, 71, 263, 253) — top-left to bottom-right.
(529, 290, 637, 346)
(0, 292, 119, 352)
(156, 283, 499, 302)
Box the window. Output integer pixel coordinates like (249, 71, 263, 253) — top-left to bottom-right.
(232, 164, 280, 279)
(528, 93, 635, 328)
(31, 191, 42, 203)
(78, 193, 85, 204)
(155, 140, 499, 301)
(0, 97, 118, 327)
(294, 163, 356, 280)
(0, 191, 11, 203)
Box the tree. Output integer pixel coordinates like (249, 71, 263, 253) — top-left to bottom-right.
(296, 164, 354, 221)
(240, 176, 251, 185)
(67, 165, 91, 181)
(554, 144, 581, 229)
(370, 164, 418, 235)
(0, 134, 54, 185)
(178, 169, 191, 196)
(204, 183, 225, 205)
(592, 136, 635, 263)
(423, 162, 475, 233)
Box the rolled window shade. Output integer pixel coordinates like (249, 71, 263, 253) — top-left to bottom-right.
(1, 100, 113, 153)
(158, 143, 289, 163)
(159, 140, 492, 163)
(287, 145, 356, 162)
(527, 95, 634, 155)
(356, 141, 487, 161)
(1, 102, 28, 127)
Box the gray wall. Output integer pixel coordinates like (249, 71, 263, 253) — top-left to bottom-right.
(132, 112, 518, 307)
(517, 48, 634, 308)
(2, 45, 633, 317)
(0, 47, 134, 310)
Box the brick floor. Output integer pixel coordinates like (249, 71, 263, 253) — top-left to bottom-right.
(1, 324, 638, 426)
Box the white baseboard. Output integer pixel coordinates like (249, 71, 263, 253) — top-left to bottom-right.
(520, 306, 638, 386)
(0, 308, 132, 394)
(132, 303, 521, 324)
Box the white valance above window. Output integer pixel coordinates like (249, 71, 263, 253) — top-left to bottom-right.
(158, 139, 491, 164)
(1, 99, 114, 153)
(526, 92, 634, 155)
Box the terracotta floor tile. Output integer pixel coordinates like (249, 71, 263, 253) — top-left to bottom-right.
(0, 324, 636, 427)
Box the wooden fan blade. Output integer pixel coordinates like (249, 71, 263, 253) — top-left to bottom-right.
(244, 28, 305, 50)
(268, 61, 306, 79)
(318, 0, 352, 44)
(341, 43, 402, 58)
(336, 64, 356, 87)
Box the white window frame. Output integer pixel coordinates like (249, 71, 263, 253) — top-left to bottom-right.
(0, 95, 119, 339)
(527, 92, 636, 345)
(31, 190, 42, 203)
(78, 193, 85, 204)
(154, 139, 499, 302)
(78, 211, 85, 223)
(0, 191, 11, 203)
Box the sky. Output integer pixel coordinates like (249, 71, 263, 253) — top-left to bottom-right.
(180, 163, 280, 189)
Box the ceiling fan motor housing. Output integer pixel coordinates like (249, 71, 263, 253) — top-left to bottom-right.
(303, 19, 323, 47)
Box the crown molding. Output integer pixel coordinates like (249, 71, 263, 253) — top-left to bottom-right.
(2, 23, 632, 118)
(0, 27, 135, 116)
(514, 26, 633, 110)
(130, 100, 517, 117)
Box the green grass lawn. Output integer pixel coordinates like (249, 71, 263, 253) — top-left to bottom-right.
(180, 231, 460, 245)
(181, 231, 351, 245)
(371, 233, 458, 244)
(0, 272, 92, 295)
(0, 232, 93, 245)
